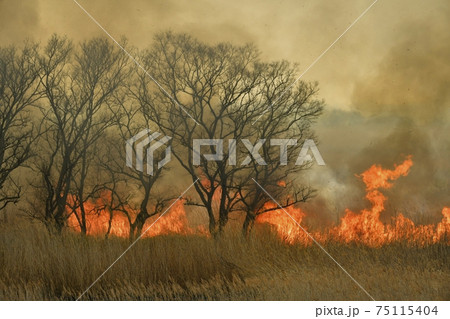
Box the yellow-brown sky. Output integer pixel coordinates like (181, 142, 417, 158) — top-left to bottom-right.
(1, 0, 448, 111)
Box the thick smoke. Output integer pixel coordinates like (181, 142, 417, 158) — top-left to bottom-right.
(308, 14, 450, 224)
(352, 24, 450, 124)
(0, 0, 40, 43)
(350, 17, 450, 221)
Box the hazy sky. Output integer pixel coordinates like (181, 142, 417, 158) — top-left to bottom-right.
(1, 0, 448, 110)
(1, 0, 449, 220)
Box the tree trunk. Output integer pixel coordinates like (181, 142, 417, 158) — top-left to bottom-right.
(129, 210, 148, 241)
(79, 202, 87, 235)
(218, 208, 228, 234)
(242, 212, 255, 238)
(206, 205, 216, 235)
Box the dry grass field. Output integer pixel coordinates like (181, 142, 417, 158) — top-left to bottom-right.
(0, 221, 448, 301)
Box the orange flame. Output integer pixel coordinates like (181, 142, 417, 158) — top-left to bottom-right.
(67, 193, 206, 238)
(67, 156, 449, 246)
(277, 180, 286, 187)
(256, 156, 449, 246)
(256, 203, 311, 244)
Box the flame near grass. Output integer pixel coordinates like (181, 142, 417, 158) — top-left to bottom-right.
(67, 156, 449, 246)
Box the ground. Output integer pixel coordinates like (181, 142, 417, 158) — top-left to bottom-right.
(0, 222, 448, 300)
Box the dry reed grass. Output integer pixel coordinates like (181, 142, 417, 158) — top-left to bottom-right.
(0, 221, 449, 300)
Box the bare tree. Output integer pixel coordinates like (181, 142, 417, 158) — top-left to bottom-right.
(97, 73, 175, 241)
(0, 42, 41, 211)
(133, 32, 261, 236)
(34, 35, 128, 232)
(236, 62, 323, 236)
(135, 32, 324, 237)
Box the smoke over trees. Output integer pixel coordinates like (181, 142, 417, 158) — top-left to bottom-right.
(0, 43, 41, 210)
(0, 32, 323, 237)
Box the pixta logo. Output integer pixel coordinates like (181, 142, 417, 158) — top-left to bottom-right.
(193, 139, 325, 166)
(126, 129, 172, 175)
(126, 131, 325, 175)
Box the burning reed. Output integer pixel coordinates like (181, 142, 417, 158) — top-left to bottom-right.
(1, 156, 448, 300)
(66, 156, 449, 247)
